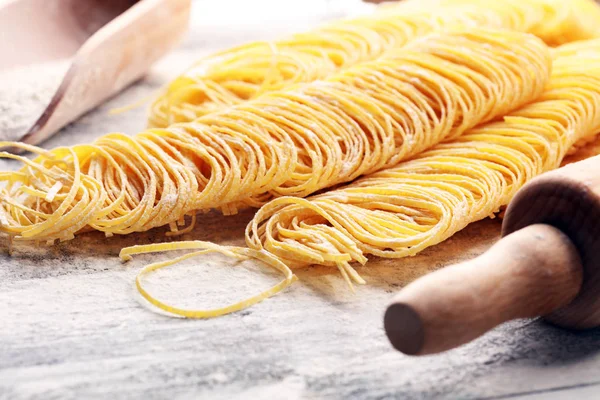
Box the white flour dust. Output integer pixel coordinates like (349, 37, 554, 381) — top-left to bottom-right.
(0, 59, 71, 141)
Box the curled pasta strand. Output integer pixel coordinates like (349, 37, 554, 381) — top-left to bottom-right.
(120, 241, 297, 318)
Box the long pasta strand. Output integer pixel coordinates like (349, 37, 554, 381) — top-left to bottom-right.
(119, 241, 297, 319)
(246, 39, 600, 282)
(0, 29, 551, 243)
(148, 0, 600, 128)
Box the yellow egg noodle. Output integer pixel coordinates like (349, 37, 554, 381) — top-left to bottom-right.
(0, 29, 551, 245)
(123, 39, 600, 317)
(120, 241, 297, 318)
(148, 0, 600, 128)
(115, 28, 551, 317)
(2, 0, 600, 317)
(246, 39, 600, 289)
(416, 0, 600, 46)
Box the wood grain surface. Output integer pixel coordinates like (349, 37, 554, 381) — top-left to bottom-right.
(2, 2, 600, 399)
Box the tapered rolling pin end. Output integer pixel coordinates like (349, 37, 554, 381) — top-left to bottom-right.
(502, 157, 600, 329)
(384, 303, 424, 355)
(385, 224, 584, 356)
(384, 154, 600, 356)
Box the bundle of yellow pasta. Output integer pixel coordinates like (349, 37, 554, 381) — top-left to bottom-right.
(148, 0, 600, 128)
(413, 0, 600, 45)
(0, 29, 551, 244)
(246, 39, 600, 286)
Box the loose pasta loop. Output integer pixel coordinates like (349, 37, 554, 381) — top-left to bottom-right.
(121, 241, 297, 318)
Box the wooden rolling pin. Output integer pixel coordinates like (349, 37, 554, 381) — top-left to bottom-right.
(384, 154, 600, 355)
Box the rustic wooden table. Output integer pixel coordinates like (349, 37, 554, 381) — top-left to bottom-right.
(2, 2, 600, 399)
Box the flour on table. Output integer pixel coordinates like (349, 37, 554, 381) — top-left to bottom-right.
(0, 59, 71, 142)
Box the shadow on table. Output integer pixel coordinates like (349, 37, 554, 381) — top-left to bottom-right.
(501, 319, 600, 365)
(1, 208, 256, 260)
(1, 208, 504, 311)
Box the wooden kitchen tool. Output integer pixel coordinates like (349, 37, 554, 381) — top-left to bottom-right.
(0, 0, 191, 147)
(384, 154, 600, 356)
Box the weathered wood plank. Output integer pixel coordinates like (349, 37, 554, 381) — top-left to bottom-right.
(2, 2, 600, 399)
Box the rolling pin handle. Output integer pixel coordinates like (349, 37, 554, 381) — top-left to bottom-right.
(384, 224, 584, 356)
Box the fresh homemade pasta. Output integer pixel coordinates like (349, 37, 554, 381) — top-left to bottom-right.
(246, 39, 600, 286)
(2, 0, 600, 318)
(412, 0, 600, 46)
(0, 29, 551, 243)
(120, 37, 600, 317)
(148, 0, 600, 128)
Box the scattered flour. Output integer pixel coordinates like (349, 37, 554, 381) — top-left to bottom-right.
(0, 59, 71, 141)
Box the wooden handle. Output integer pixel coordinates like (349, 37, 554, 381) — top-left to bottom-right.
(384, 224, 583, 355)
(503, 155, 600, 329)
(18, 0, 191, 147)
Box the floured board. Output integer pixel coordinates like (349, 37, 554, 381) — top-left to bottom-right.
(2, 2, 600, 399)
